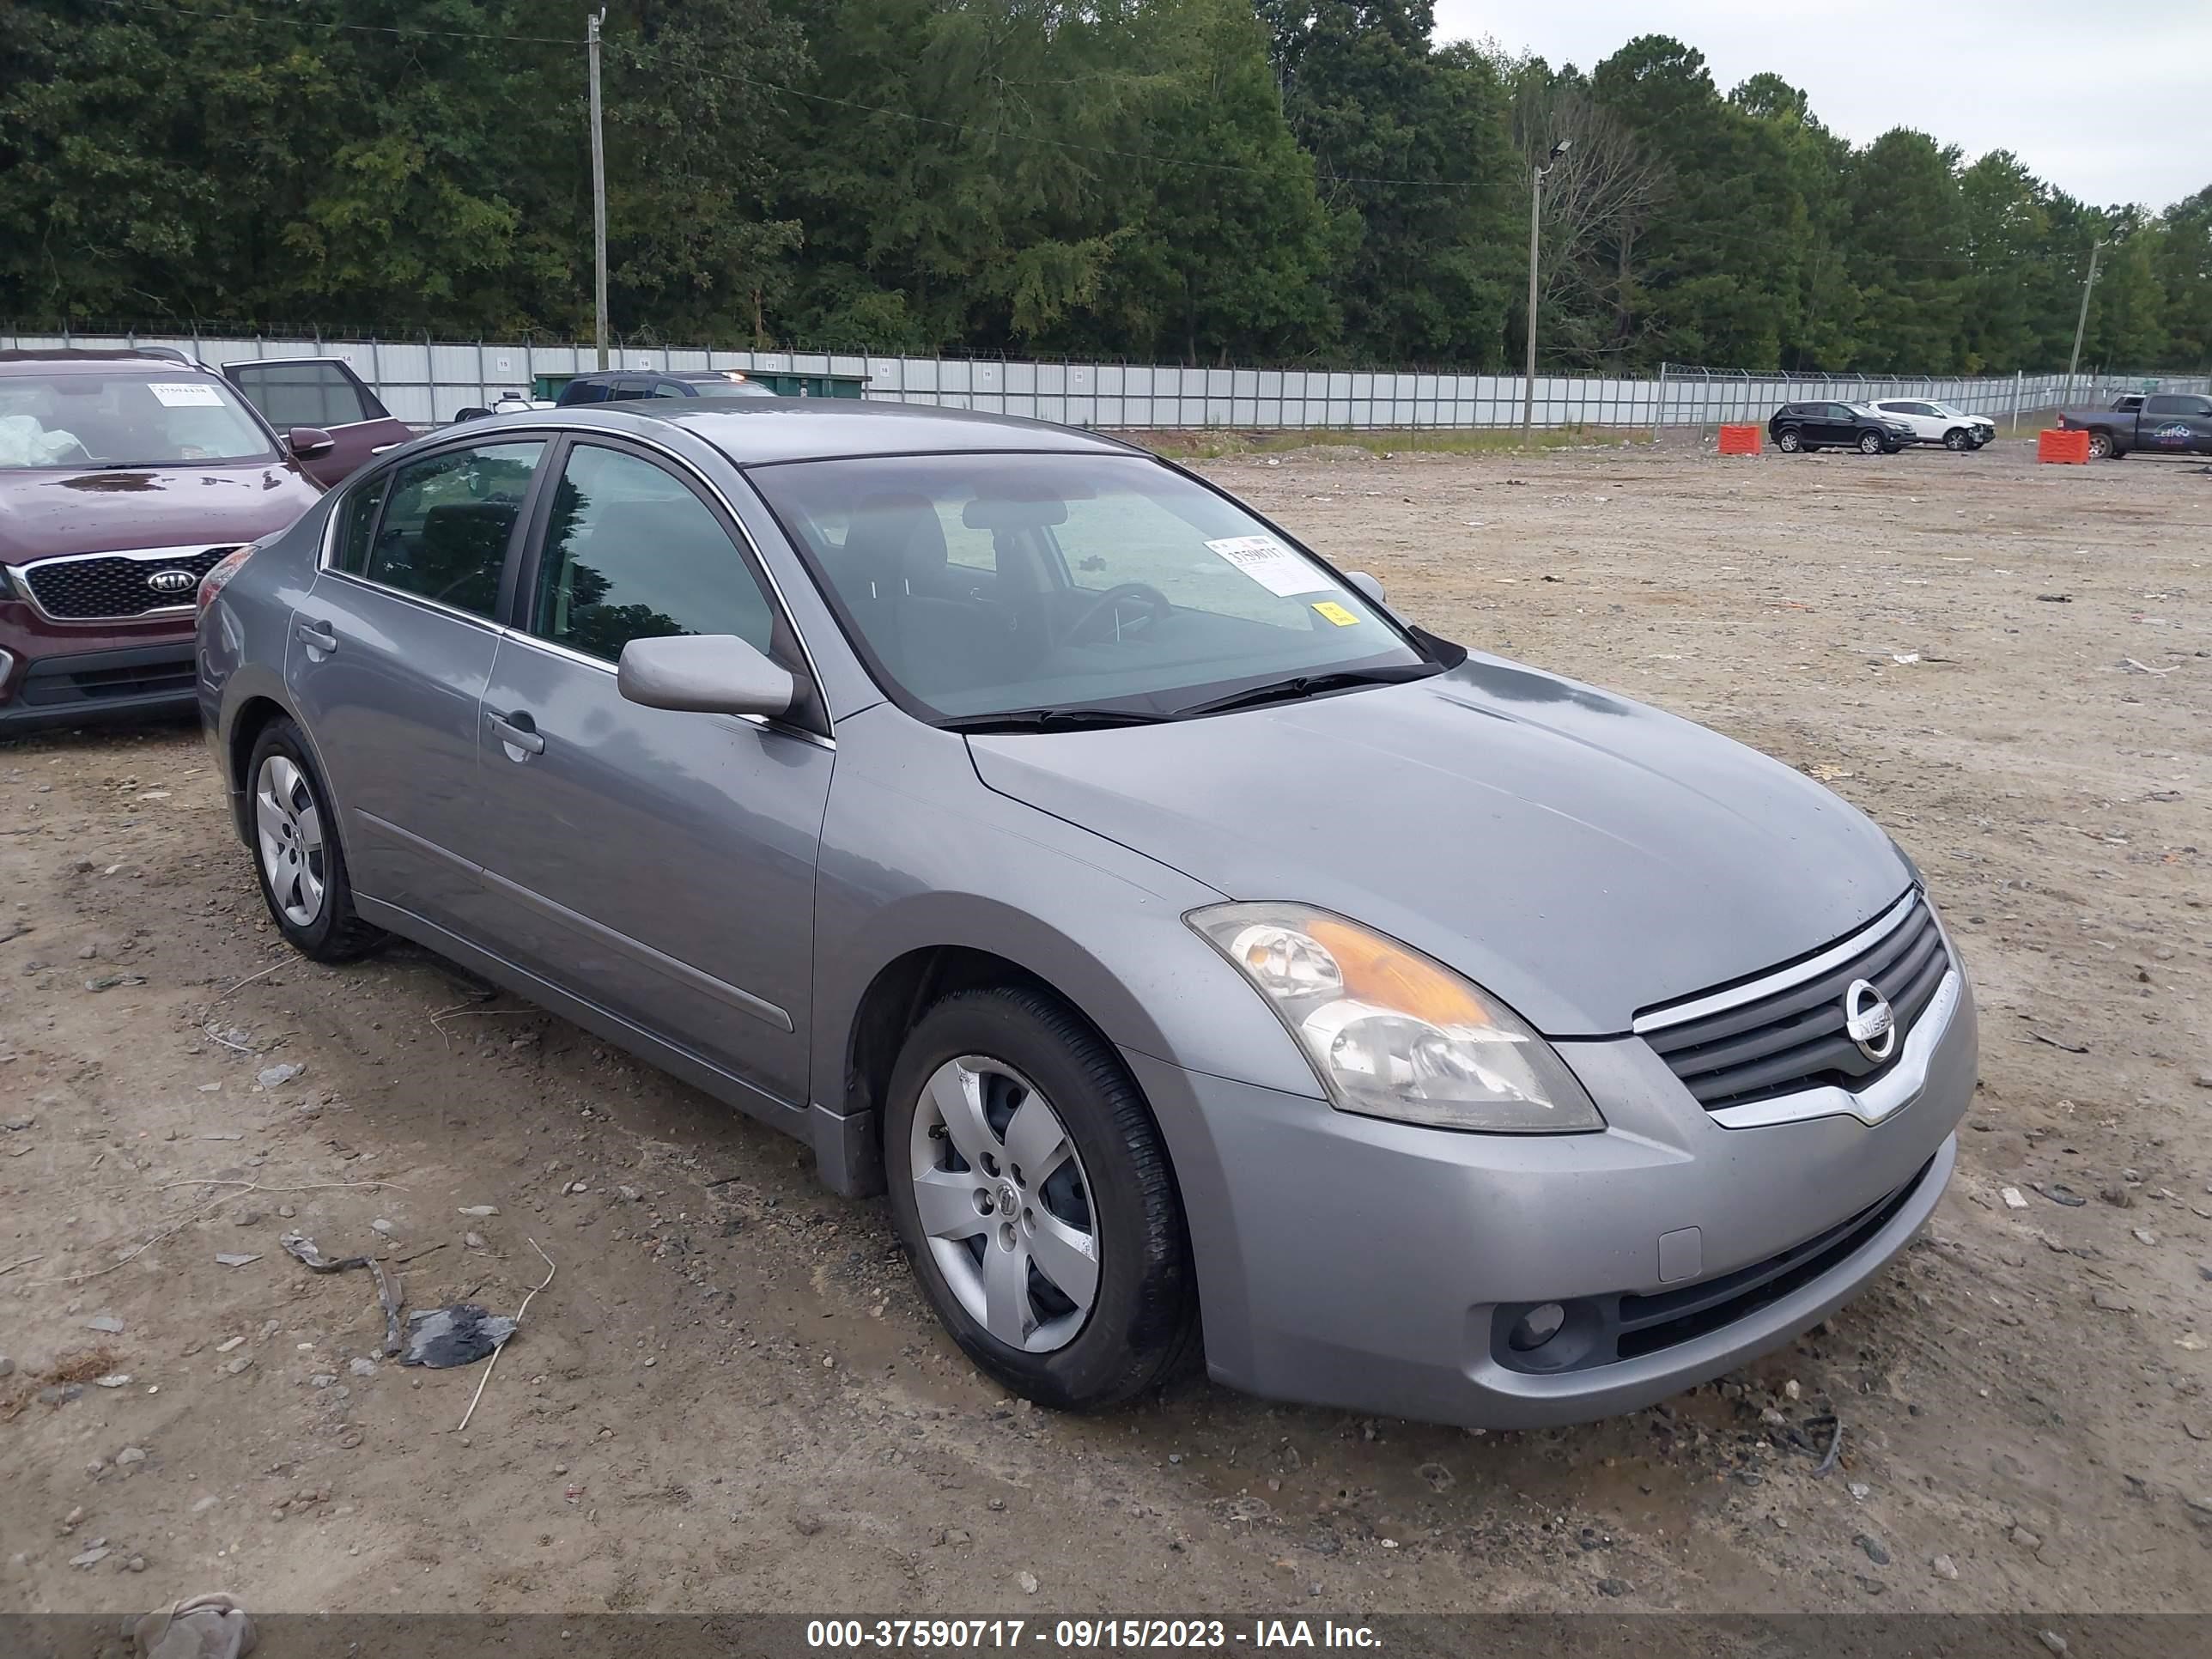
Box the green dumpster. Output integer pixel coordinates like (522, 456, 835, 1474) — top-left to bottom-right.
(745, 369, 870, 399)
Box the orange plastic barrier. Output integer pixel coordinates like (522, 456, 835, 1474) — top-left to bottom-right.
(2038, 428, 2090, 464)
(1717, 423, 1763, 455)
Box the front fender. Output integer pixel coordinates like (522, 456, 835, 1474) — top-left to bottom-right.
(810, 706, 1320, 1110)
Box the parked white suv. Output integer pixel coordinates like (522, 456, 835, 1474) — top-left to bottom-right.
(1864, 400, 1995, 452)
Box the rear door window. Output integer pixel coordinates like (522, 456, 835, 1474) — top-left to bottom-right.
(331, 471, 391, 576)
(359, 441, 545, 619)
(228, 362, 377, 428)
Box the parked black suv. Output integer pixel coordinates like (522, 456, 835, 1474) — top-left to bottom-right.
(554, 369, 775, 406)
(1767, 402, 1913, 455)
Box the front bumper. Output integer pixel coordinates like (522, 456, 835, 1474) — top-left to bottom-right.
(0, 609, 199, 735)
(1125, 961, 1977, 1429)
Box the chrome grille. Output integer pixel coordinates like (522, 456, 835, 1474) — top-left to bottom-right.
(22, 546, 236, 621)
(1639, 894, 1949, 1110)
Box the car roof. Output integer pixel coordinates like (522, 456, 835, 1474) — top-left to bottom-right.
(0, 348, 218, 375)
(638, 399, 1136, 464)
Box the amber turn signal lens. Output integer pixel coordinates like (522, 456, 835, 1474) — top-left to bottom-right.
(1307, 917, 1491, 1027)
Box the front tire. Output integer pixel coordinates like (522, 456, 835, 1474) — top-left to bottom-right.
(246, 719, 382, 962)
(1943, 428, 1969, 451)
(884, 986, 1199, 1412)
(1775, 428, 1802, 453)
(1858, 431, 1883, 454)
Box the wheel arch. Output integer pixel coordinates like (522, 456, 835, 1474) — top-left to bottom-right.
(218, 685, 360, 883)
(846, 945, 1102, 1167)
(221, 688, 295, 845)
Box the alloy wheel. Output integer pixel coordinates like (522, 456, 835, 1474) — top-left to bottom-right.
(908, 1054, 1099, 1353)
(254, 755, 327, 928)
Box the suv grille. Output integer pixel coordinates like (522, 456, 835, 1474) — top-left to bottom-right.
(23, 547, 235, 620)
(1641, 895, 1949, 1109)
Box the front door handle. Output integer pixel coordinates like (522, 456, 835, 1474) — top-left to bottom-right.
(295, 621, 338, 654)
(488, 711, 545, 758)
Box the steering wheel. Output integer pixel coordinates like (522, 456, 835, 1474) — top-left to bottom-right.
(1060, 582, 1171, 645)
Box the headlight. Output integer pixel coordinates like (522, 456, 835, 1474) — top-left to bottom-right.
(1187, 902, 1604, 1133)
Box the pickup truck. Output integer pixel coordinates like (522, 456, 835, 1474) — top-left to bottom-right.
(2054, 391, 2212, 459)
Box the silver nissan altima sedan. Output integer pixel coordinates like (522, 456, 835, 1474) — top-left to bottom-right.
(195, 400, 1977, 1427)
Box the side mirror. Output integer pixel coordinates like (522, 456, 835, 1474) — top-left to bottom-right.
(617, 633, 796, 720)
(286, 426, 336, 459)
(1344, 570, 1388, 608)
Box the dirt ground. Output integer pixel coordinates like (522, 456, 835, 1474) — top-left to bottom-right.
(3, 435, 2209, 1619)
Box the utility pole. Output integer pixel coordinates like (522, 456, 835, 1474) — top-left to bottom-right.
(587, 9, 610, 370)
(2064, 238, 2105, 408)
(1522, 139, 1570, 444)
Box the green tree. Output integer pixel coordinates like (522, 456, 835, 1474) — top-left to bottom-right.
(1091, 0, 1339, 363)
(1262, 3, 1521, 365)
(1842, 130, 1968, 371)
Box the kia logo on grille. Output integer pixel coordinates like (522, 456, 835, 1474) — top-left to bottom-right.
(146, 568, 198, 595)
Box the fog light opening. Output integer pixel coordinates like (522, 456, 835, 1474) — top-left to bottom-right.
(1508, 1302, 1567, 1353)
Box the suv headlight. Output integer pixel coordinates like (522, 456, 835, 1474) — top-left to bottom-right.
(1188, 902, 1604, 1133)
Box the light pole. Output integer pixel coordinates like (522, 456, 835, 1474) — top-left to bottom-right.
(587, 9, 610, 370)
(2064, 238, 2107, 408)
(1522, 138, 1570, 444)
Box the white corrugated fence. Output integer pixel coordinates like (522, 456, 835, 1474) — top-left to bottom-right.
(4, 326, 2203, 432)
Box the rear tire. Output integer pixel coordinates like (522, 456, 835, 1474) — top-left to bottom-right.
(2086, 429, 2116, 459)
(245, 719, 383, 963)
(884, 986, 1199, 1413)
(1775, 428, 1802, 453)
(1858, 430, 1882, 454)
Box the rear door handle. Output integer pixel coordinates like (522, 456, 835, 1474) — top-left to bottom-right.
(488, 711, 545, 757)
(295, 621, 338, 653)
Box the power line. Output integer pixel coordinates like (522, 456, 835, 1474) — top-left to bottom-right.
(73, 0, 2183, 249)
(84, 0, 575, 46)
(77, 0, 1534, 196)
(603, 45, 1531, 196)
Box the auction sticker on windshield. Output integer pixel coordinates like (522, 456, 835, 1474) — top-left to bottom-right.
(149, 382, 227, 407)
(1206, 534, 1334, 598)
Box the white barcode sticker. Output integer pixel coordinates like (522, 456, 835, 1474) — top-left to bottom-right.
(148, 381, 225, 408)
(1205, 535, 1334, 598)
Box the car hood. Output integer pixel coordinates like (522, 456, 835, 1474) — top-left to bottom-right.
(0, 463, 321, 562)
(967, 655, 1911, 1036)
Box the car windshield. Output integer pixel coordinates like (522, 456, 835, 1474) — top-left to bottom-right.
(0, 369, 277, 469)
(753, 452, 1426, 721)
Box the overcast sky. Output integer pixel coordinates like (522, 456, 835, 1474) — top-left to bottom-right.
(1432, 1, 2209, 211)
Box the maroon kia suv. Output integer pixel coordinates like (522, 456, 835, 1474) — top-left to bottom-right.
(0, 349, 327, 734)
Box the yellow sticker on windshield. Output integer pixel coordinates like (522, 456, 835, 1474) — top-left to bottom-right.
(1311, 600, 1359, 627)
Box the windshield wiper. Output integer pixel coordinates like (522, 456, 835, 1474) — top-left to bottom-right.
(936, 706, 1171, 734)
(1170, 663, 1438, 720)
